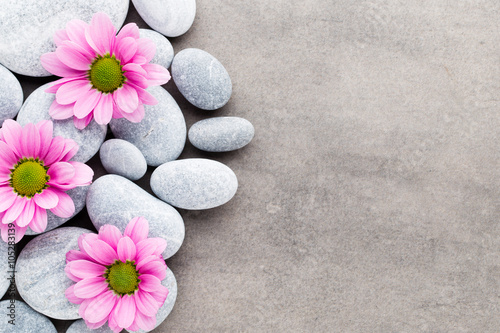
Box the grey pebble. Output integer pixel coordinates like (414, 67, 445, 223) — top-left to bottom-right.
(17, 83, 107, 163)
(86, 175, 185, 259)
(109, 86, 186, 167)
(100, 139, 147, 181)
(172, 48, 232, 110)
(0, 240, 14, 299)
(0, 300, 57, 333)
(151, 158, 238, 210)
(189, 117, 255, 152)
(0, 64, 23, 123)
(139, 29, 174, 69)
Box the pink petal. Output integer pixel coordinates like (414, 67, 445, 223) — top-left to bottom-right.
(107, 310, 121, 333)
(124, 216, 149, 243)
(28, 205, 47, 233)
(56, 42, 93, 71)
(40, 52, 83, 78)
(97, 225, 122, 250)
(35, 120, 53, 160)
(121, 103, 145, 123)
(66, 20, 95, 56)
(152, 238, 167, 256)
(115, 37, 137, 64)
(84, 290, 117, 323)
(135, 238, 165, 262)
(47, 162, 75, 185)
(33, 188, 59, 209)
(78, 299, 91, 319)
(74, 89, 101, 119)
(65, 263, 81, 282)
(65, 284, 84, 304)
(137, 257, 167, 280)
(66, 249, 92, 263)
(42, 136, 65, 166)
(45, 76, 82, 94)
(125, 71, 148, 89)
(68, 161, 93, 186)
(0, 141, 17, 169)
(1, 119, 23, 158)
(73, 276, 108, 299)
(54, 29, 70, 46)
(73, 113, 94, 130)
(81, 238, 118, 266)
(135, 38, 156, 63)
(138, 274, 162, 293)
(143, 63, 171, 86)
(113, 295, 136, 329)
(15, 198, 35, 227)
(151, 285, 169, 305)
(0, 188, 16, 213)
(117, 236, 137, 262)
(135, 290, 159, 317)
(122, 63, 147, 77)
(49, 101, 75, 120)
(117, 23, 139, 41)
(113, 85, 139, 113)
(134, 310, 156, 332)
(20, 123, 40, 157)
(12, 225, 28, 243)
(2, 196, 26, 224)
(56, 79, 92, 105)
(68, 259, 106, 279)
(50, 190, 75, 218)
(130, 55, 147, 65)
(60, 139, 79, 162)
(93, 93, 113, 125)
(85, 317, 108, 330)
(85, 12, 116, 56)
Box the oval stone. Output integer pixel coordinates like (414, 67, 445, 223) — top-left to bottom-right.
(100, 139, 147, 181)
(86, 175, 185, 259)
(109, 86, 186, 167)
(0, 1, 129, 76)
(132, 0, 196, 37)
(151, 159, 238, 210)
(172, 48, 232, 110)
(0, 300, 57, 333)
(189, 117, 255, 152)
(139, 29, 174, 69)
(17, 83, 107, 163)
(0, 64, 23, 123)
(0, 240, 13, 299)
(16, 227, 91, 320)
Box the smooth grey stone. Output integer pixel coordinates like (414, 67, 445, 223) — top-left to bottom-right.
(109, 86, 186, 167)
(127, 267, 177, 333)
(17, 83, 107, 163)
(132, 0, 196, 37)
(189, 117, 255, 152)
(0, 300, 57, 333)
(0, 1, 129, 76)
(139, 29, 174, 69)
(16, 227, 91, 320)
(172, 48, 232, 110)
(0, 240, 13, 299)
(87, 175, 185, 259)
(151, 158, 238, 210)
(0, 64, 23, 123)
(100, 139, 147, 181)
(67, 319, 115, 333)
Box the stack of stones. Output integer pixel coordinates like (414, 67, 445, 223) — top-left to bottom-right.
(0, 0, 253, 332)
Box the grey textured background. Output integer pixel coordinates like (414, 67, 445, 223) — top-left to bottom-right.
(9, 0, 500, 332)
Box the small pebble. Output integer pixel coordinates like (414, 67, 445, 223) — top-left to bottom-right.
(0, 300, 57, 332)
(0, 64, 23, 123)
(100, 139, 147, 181)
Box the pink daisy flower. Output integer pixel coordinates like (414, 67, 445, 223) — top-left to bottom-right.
(65, 217, 169, 332)
(41, 12, 171, 130)
(0, 119, 93, 242)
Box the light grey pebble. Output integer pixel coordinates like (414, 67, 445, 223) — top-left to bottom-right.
(0, 64, 23, 123)
(0, 240, 14, 299)
(189, 117, 255, 152)
(132, 0, 195, 37)
(109, 86, 186, 167)
(16, 83, 107, 163)
(139, 29, 174, 69)
(16, 227, 91, 320)
(67, 319, 115, 333)
(172, 48, 232, 110)
(100, 139, 147, 181)
(151, 158, 238, 210)
(0, 1, 129, 76)
(87, 175, 185, 259)
(0, 300, 57, 332)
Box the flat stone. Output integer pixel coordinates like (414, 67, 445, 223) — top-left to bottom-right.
(132, 0, 196, 37)
(109, 86, 186, 167)
(172, 48, 232, 110)
(67, 319, 115, 333)
(100, 139, 147, 181)
(0, 0, 129, 76)
(86, 175, 185, 259)
(0, 300, 57, 332)
(16, 227, 91, 320)
(151, 158, 238, 210)
(17, 83, 107, 163)
(0, 240, 13, 299)
(139, 29, 174, 69)
(189, 117, 255, 152)
(0, 64, 23, 123)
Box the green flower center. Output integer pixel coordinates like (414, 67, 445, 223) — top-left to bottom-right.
(9, 158, 49, 198)
(88, 54, 125, 93)
(105, 260, 140, 296)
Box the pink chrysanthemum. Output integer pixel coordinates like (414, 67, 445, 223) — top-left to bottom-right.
(41, 12, 170, 129)
(0, 119, 93, 242)
(65, 217, 169, 332)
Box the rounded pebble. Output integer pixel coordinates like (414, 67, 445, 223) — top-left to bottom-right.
(0, 240, 13, 299)
(139, 29, 174, 69)
(0, 300, 57, 332)
(100, 139, 147, 181)
(172, 48, 232, 110)
(0, 64, 23, 123)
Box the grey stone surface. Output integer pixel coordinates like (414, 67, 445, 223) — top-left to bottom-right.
(188, 117, 255, 152)
(151, 159, 238, 210)
(0, 300, 57, 332)
(172, 48, 232, 110)
(100, 139, 147, 181)
(139, 29, 174, 69)
(86, 175, 185, 259)
(16, 227, 91, 320)
(132, 0, 196, 37)
(0, 64, 23, 123)
(17, 83, 107, 163)
(109, 86, 186, 167)
(25, 185, 90, 236)
(0, 1, 129, 76)
(0, 240, 12, 299)
(66, 319, 115, 333)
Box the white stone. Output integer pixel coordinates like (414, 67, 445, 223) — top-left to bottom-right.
(0, 300, 57, 332)
(100, 139, 147, 181)
(139, 29, 174, 69)
(0, 64, 23, 123)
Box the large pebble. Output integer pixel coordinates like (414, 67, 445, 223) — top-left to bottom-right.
(17, 83, 107, 163)
(0, 64, 23, 123)
(0, 1, 129, 76)
(132, 0, 196, 37)
(100, 139, 147, 181)
(151, 159, 238, 210)
(87, 175, 185, 259)
(109, 86, 186, 167)
(172, 48, 232, 110)
(16, 227, 91, 320)
(189, 117, 255, 152)
(139, 29, 174, 69)
(0, 300, 57, 332)
(0, 240, 13, 299)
